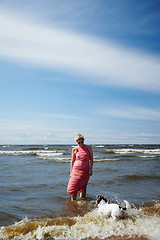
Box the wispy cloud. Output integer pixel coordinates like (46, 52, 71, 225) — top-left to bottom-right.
(0, 10, 160, 92)
(0, 118, 160, 144)
(0, 121, 77, 144)
(0, 110, 86, 144)
(40, 113, 85, 120)
(94, 106, 160, 120)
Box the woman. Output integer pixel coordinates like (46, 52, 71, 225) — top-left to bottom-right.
(67, 134, 93, 201)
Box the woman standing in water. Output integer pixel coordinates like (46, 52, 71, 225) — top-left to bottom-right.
(67, 134, 93, 201)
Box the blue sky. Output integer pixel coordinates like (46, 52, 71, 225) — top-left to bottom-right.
(0, 0, 160, 144)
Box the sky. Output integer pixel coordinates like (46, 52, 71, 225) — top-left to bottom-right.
(0, 0, 160, 144)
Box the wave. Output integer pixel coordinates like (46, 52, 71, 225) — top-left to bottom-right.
(0, 201, 160, 240)
(26, 184, 48, 189)
(0, 149, 72, 163)
(120, 174, 160, 181)
(94, 149, 115, 155)
(105, 150, 115, 154)
(95, 145, 105, 148)
(36, 152, 63, 157)
(0, 212, 20, 227)
(93, 147, 160, 159)
(0, 150, 37, 156)
(0, 150, 32, 155)
(1, 145, 160, 159)
(0, 148, 72, 162)
(114, 148, 160, 155)
(0, 150, 65, 157)
(36, 157, 121, 163)
(94, 158, 121, 162)
(36, 156, 71, 162)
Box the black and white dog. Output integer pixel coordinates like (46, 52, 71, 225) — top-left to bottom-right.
(96, 195, 130, 220)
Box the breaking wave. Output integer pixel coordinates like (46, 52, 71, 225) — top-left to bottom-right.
(0, 201, 160, 240)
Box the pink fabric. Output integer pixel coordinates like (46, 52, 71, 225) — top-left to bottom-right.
(67, 145, 90, 194)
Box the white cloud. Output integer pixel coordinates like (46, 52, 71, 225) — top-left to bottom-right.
(40, 113, 85, 120)
(0, 121, 76, 144)
(0, 118, 160, 144)
(94, 106, 160, 120)
(0, 10, 160, 92)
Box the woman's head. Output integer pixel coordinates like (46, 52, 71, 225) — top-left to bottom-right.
(74, 134, 85, 144)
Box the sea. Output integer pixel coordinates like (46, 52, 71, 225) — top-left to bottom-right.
(0, 144, 160, 240)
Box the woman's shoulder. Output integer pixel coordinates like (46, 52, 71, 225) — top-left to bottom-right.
(72, 146, 78, 153)
(73, 146, 79, 149)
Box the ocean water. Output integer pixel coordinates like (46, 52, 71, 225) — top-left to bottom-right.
(0, 144, 160, 240)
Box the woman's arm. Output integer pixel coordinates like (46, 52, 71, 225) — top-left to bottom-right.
(88, 146, 93, 176)
(70, 148, 76, 176)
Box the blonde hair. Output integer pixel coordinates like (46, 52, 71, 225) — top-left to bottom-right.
(74, 134, 85, 142)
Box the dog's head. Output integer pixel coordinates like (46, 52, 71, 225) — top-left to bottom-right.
(96, 195, 107, 204)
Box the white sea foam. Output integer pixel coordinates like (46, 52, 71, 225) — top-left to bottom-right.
(95, 158, 120, 162)
(0, 150, 34, 155)
(36, 152, 63, 157)
(0, 203, 160, 240)
(95, 145, 105, 148)
(114, 148, 160, 155)
(93, 156, 119, 162)
(0, 150, 64, 156)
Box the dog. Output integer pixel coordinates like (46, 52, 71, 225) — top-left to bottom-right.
(96, 195, 130, 220)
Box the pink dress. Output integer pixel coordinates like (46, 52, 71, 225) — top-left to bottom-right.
(67, 145, 90, 194)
